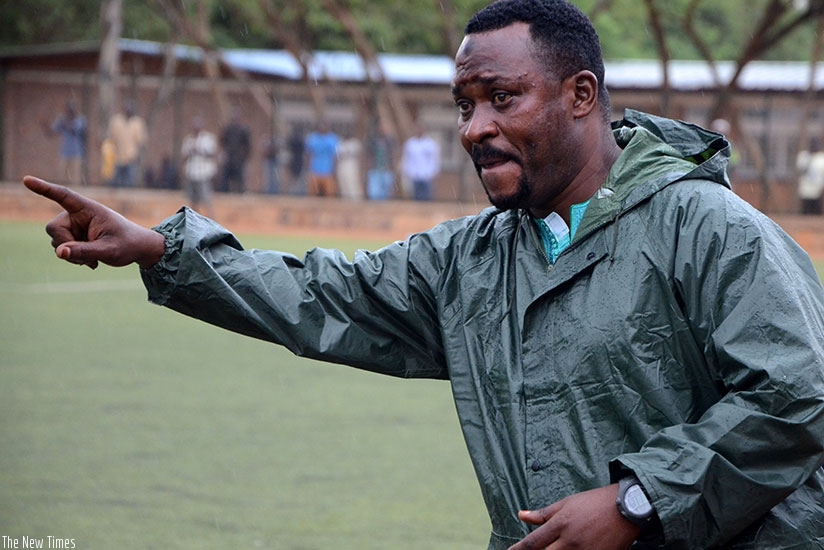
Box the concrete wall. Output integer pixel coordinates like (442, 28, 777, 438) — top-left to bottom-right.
(3, 182, 824, 260)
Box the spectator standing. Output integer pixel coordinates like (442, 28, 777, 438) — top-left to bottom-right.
(107, 100, 148, 188)
(100, 138, 116, 186)
(261, 133, 281, 195)
(401, 123, 441, 201)
(304, 122, 340, 197)
(797, 137, 824, 215)
(336, 131, 364, 200)
(366, 126, 396, 200)
(44, 99, 87, 185)
(158, 156, 179, 190)
(218, 107, 251, 193)
(181, 116, 217, 218)
(286, 126, 305, 194)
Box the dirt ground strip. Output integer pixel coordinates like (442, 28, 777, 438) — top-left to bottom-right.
(2, 182, 824, 260)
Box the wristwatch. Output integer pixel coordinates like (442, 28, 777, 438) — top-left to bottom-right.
(616, 475, 655, 527)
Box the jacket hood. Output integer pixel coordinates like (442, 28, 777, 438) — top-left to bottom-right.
(577, 109, 732, 238)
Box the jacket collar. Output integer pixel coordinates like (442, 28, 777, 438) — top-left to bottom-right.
(573, 109, 732, 243)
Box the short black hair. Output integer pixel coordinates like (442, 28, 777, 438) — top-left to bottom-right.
(465, 0, 610, 120)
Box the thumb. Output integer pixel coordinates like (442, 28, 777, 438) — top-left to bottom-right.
(518, 509, 548, 526)
(56, 242, 100, 270)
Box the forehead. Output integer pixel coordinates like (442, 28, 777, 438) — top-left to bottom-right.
(452, 23, 543, 91)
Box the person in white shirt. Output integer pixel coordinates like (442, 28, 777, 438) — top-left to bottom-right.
(336, 131, 364, 200)
(181, 116, 217, 218)
(401, 123, 440, 201)
(797, 137, 824, 215)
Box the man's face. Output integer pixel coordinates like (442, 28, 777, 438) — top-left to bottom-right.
(451, 23, 579, 214)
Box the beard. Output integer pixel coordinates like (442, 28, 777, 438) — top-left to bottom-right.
(480, 170, 532, 211)
(472, 145, 532, 211)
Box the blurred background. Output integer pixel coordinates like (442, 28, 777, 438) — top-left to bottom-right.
(2, 0, 824, 212)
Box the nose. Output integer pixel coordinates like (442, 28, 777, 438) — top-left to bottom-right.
(460, 104, 500, 146)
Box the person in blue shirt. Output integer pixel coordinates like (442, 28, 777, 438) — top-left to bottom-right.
(44, 99, 87, 186)
(304, 121, 340, 197)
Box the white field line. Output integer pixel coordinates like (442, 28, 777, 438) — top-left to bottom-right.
(0, 280, 141, 294)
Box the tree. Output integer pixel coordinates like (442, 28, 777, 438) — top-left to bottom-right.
(98, 0, 122, 137)
(321, 0, 414, 138)
(680, 0, 824, 210)
(257, 0, 328, 121)
(641, 0, 671, 116)
(156, 0, 274, 126)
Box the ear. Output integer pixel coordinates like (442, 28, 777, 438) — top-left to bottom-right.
(569, 70, 599, 119)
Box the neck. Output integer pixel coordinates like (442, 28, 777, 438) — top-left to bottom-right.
(532, 126, 622, 224)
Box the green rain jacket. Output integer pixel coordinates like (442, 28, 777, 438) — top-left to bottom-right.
(142, 110, 824, 549)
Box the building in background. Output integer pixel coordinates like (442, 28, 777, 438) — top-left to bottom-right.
(2, 39, 824, 211)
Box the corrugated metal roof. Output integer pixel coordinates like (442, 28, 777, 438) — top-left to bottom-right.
(606, 59, 824, 91)
(120, 40, 457, 85)
(5, 38, 824, 91)
(217, 42, 824, 91)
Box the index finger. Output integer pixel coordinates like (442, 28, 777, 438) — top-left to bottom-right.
(23, 175, 89, 213)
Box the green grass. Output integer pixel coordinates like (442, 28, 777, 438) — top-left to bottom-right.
(0, 220, 489, 549)
(5, 219, 824, 550)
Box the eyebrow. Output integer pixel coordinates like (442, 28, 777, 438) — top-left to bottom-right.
(451, 75, 517, 98)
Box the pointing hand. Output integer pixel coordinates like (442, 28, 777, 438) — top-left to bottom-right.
(23, 175, 166, 270)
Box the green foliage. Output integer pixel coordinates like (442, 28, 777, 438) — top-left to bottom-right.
(582, 0, 820, 61)
(121, 1, 175, 42)
(0, 0, 100, 46)
(0, 0, 821, 63)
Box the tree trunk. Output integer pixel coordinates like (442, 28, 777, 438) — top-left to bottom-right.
(146, 39, 180, 134)
(642, 0, 671, 116)
(321, 0, 415, 144)
(588, 0, 616, 21)
(321, 0, 416, 198)
(437, 0, 462, 56)
(679, 0, 824, 211)
(258, 0, 327, 121)
(158, 0, 231, 123)
(98, 0, 122, 139)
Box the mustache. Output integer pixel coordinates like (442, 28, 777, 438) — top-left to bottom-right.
(471, 145, 520, 167)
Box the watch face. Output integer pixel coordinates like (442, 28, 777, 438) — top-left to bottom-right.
(625, 484, 653, 517)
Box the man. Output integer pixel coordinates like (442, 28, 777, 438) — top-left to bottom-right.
(286, 125, 306, 193)
(181, 115, 217, 218)
(107, 100, 148, 188)
(44, 99, 87, 185)
(261, 132, 281, 195)
(336, 130, 364, 200)
(401, 122, 441, 200)
(366, 124, 396, 200)
(22, 1, 824, 548)
(797, 137, 824, 215)
(218, 106, 251, 194)
(304, 121, 340, 197)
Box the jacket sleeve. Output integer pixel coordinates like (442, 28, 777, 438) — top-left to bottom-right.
(140, 207, 448, 379)
(611, 182, 824, 548)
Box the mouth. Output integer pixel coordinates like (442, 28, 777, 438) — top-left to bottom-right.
(479, 158, 510, 171)
(472, 147, 519, 174)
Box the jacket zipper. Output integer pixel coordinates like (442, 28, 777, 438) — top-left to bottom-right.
(525, 215, 553, 274)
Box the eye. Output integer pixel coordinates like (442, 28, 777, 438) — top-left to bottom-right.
(491, 91, 512, 106)
(455, 99, 474, 119)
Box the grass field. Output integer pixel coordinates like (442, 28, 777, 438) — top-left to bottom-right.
(4, 219, 824, 550)
(0, 220, 489, 549)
